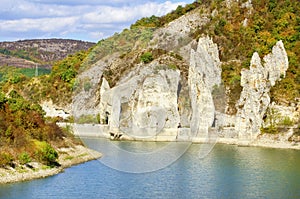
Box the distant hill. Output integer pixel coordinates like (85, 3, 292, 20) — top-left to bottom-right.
(0, 39, 95, 68)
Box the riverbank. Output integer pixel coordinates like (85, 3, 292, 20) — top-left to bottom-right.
(63, 123, 300, 150)
(1, 132, 298, 185)
(0, 144, 102, 184)
(216, 138, 300, 150)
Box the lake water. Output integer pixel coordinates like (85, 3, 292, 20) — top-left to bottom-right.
(0, 138, 300, 199)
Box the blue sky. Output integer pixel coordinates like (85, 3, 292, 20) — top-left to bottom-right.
(0, 0, 194, 42)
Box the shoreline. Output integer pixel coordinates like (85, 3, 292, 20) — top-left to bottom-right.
(2, 123, 298, 185)
(0, 145, 102, 184)
(79, 133, 300, 150)
(215, 138, 300, 150)
(69, 123, 300, 150)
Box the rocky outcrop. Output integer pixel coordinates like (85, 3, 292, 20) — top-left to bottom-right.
(263, 41, 289, 86)
(235, 41, 289, 140)
(72, 59, 108, 118)
(150, 9, 210, 61)
(94, 36, 224, 140)
(70, 34, 292, 143)
(41, 100, 70, 119)
(99, 61, 181, 138)
(188, 36, 222, 137)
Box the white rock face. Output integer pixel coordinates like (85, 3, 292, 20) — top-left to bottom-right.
(150, 9, 210, 59)
(70, 33, 290, 143)
(235, 41, 289, 140)
(242, 0, 253, 14)
(72, 59, 107, 118)
(188, 36, 222, 137)
(263, 40, 289, 86)
(191, 36, 222, 90)
(41, 100, 70, 119)
(99, 62, 180, 137)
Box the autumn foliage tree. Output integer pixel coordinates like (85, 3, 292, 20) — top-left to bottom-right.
(0, 90, 65, 167)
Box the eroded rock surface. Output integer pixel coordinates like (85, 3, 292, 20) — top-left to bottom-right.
(68, 35, 292, 143)
(188, 36, 222, 137)
(99, 62, 181, 137)
(235, 41, 289, 140)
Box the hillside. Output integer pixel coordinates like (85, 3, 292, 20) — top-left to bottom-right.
(0, 0, 299, 151)
(0, 40, 95, 170)
(80, 0, 299, 105)
(71, 0, 299, 142)
(0, 39, 95, 69)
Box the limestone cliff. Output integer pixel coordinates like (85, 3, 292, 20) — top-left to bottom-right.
(63, 2, 299, 144)
(98, 61, 181, 138)
(72, 60, 107, 118)
(69, 34, 294, 142)
(235, 41, 289, 140)
(71, 36, 221, 141)
(188, 36, 221, 137)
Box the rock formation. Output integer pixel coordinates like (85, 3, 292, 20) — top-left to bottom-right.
(188, 36, 222, 137)
(41, 100, 70, 119)
(72, 60, 107, 118)
(33, 1, 298, 145)
(93, 36, 224, 140)
(69, 35, 290, 143)
(235, 41, 289, 140)
(99, 61, 181, 138)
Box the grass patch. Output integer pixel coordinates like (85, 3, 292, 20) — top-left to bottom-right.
(77, 153, 88, 158)
(64, 156, 74, 161)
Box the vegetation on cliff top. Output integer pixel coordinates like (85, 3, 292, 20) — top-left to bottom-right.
(82, 1, 202, 69)
(84, 0, 300, 109)
(200, 0, 300, 107)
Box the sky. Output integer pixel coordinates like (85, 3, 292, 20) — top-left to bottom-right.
(0, 0, 194, 43)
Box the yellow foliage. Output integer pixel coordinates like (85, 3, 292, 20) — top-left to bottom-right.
(224, 23, 234, 33)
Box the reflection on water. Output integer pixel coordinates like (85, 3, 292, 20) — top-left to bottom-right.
(104, 140, 169, 153)
(83, 138, 192, 173)
(0, 139, 300, 199)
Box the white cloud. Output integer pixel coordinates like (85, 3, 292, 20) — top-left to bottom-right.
(0, 0, 193, 42)
(0, 17, 77, 32)
(89, 32, 105, 40)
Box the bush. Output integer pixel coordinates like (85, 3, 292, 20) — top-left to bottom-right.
(19, 152, 31, 165)
(140, 52, 154, 64)
(0, 152, 13, 167)
(168, 64, 177, 70)
(35, 142, 58, 166)
(76, 114, 98, 124)
(280, 116, 294, 126)
(83, 81, 92, 92)
(261, 126, 278, 134)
